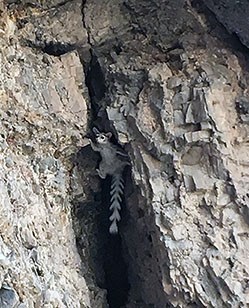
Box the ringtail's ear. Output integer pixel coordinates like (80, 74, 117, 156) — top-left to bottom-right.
(106, 132, 112, 139)
(92, 127, 100, 136)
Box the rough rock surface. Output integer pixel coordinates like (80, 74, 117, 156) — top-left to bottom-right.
(0, 0, 249, 308)
(0, 2, 105, 307)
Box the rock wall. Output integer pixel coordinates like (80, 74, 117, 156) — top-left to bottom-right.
(0, 1, 105, 307)
(0, 0, 249, 307)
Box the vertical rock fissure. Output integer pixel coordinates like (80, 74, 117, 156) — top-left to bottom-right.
(82, 54, 171, 307)
(76, 4, 131, 300)
(100, 174, 130, 308)
(84, 54, 130, 307)
(77, 2, 183, 306)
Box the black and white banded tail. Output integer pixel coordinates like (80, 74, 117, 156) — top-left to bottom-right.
(109, 173, 124, 234)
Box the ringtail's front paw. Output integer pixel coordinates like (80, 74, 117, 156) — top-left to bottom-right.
(96, 168, 106, 179)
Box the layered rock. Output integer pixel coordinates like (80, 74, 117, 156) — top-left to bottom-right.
(0, 0, 249, 307)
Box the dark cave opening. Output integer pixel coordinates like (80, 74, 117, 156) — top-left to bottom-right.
(103, 234, 130, 308)
(72, 148, 130, 308)
(85, 54, 106, 107)
(24, 39, 77, 56)
(72, 143, 176, 307)
(99, 175, 130, 308)
(72, 51, 130, 307)
(41, 41, 76, 56)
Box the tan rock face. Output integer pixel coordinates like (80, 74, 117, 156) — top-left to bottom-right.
(83, 1, 249, 307)
(0, 4, 106, 308)
(1, 0, 249, 308)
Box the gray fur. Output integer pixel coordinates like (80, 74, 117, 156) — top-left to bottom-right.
(89, 129, 129, 233)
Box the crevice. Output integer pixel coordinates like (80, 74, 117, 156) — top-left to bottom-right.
(71, 2, 130, 307)
(101, 173, 130, 308)
(72, 144, 131, 307)
(74, 1, 183, 307)
(41, 41, 76, 56)
(23, 39, 77, 56)
(80, 53, 173, 307)
(82, 0, 91, 46)
(85, 54, 106, 107)
(122, 182, 173, 307)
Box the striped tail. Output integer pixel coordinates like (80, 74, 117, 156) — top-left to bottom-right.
(109, 173, 124, 234)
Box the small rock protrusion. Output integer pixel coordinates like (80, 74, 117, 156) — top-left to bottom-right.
(235, 97, 249, 123)
(0, 286, 19, 308)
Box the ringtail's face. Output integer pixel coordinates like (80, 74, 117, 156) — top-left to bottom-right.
(96, 132, 112, 144)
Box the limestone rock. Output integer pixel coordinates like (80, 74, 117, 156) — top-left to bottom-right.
(1, 1, 249, 308)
